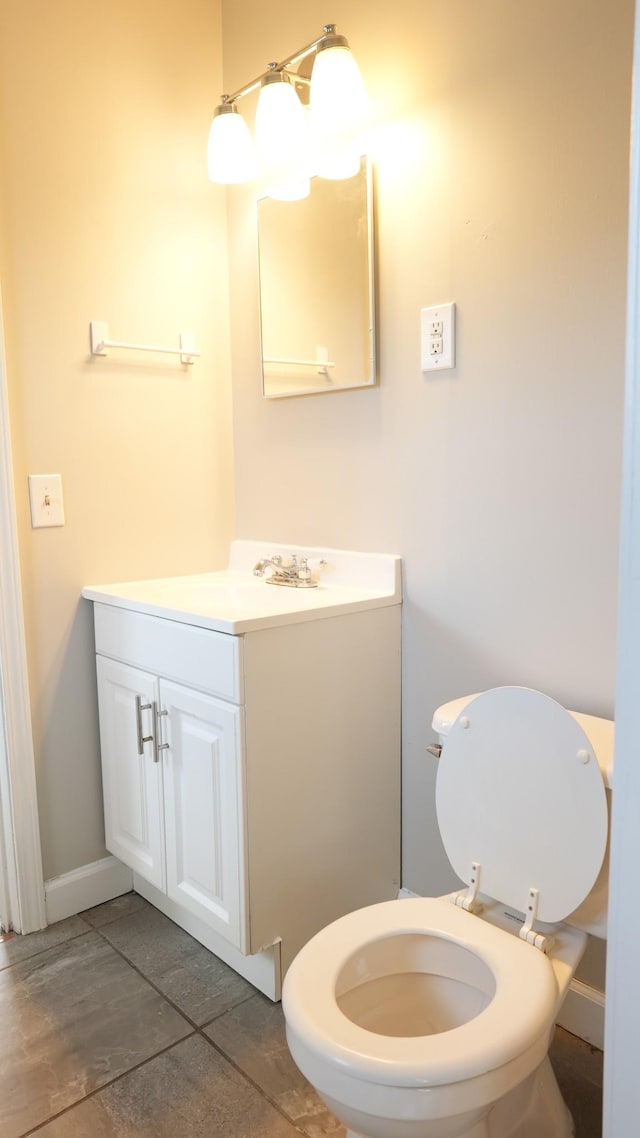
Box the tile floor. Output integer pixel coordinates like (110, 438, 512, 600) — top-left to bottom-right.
(0, 893, 603, 1137)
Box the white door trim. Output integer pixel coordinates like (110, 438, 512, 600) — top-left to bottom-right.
(603, 2, 640, 1130)
(0, 283, 46, 933)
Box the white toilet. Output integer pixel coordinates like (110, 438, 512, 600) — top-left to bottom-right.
(282, 686, 613, 1138)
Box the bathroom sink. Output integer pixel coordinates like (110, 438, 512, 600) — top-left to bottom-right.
(82, 540, 402, 634)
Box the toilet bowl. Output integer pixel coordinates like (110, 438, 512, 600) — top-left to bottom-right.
(282, 686, 613, 1138)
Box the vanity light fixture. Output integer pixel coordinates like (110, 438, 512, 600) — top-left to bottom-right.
(207, 24, 368, 197)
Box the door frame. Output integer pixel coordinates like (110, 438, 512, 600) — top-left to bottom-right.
(0, 283, 46, 933)
(602, 2, 640, 1130)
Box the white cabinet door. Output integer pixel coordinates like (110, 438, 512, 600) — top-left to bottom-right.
(159, 680, 247, 950)
(96, 656, 165, 890)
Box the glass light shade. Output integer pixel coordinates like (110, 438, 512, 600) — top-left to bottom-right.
(255, 75, 308, 169)
(256, 76, 310, 200)
(310, 43, 369, 139)
(207, 105, 257, 184)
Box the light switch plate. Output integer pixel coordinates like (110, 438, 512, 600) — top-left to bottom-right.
(421, 302, 456, 371)
(28, 474, 65, 528)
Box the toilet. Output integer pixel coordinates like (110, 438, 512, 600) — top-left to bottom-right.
(282, 686, 613, 1138)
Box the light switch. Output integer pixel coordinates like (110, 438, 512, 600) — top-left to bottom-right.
(421, 302, 456, 372)
(28, 474, 65, 528)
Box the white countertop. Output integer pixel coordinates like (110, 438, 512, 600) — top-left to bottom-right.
(82, 540, 402, 634)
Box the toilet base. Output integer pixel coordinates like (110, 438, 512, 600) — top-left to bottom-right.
(336, 1056, 574, 1138)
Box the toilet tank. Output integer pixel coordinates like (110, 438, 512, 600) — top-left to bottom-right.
(431, 692, 614, 939)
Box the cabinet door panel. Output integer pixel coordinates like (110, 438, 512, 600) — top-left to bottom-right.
(160, 680, 246, 950)
(96, 656, 165, 890)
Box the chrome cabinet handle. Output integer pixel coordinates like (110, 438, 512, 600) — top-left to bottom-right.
(152, 703, 170, 764)
(135, 695, 153, 755)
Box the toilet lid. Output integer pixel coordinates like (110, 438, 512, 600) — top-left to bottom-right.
(435, 687, 608, 924)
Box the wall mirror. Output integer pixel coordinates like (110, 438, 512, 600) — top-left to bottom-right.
(257, 158, 375, 398)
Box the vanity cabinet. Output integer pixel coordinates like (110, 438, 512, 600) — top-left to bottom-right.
(96, 655, 244, 948)
(87, 560, 401, 1001)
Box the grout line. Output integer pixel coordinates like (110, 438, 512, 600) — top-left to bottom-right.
(0, 922, 95, 974)
(78, 894, 151, 932)
(18, 1033, 198, 1138)
(11, 901, 310, 1138)
(90, 926, 203, 1033)
(197, 988, 258, 1029)
(79, 916, 306, 1133)
(87, 918, 307, 1130)
(19, 1030, 309, 1138)
(91, 916, 263, 1036)
(196, 1030, 309, 1135)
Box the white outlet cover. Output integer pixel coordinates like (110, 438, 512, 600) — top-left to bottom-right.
(421, 302, 456, 372)
(28, 473, 65, 528)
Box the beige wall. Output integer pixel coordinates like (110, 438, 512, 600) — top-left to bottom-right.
(0, 0, 235, 879)
(224, 0, 633, 988)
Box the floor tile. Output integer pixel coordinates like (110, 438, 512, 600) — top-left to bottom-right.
(0, 898, 606, 1138)
(204, 992, 346, 1137)
(0, 931, 192, 1138)
(0, 915, 89, 971)
(550, 1026, 604, 1087)
(98, 903, 255, 1024)
(550, 1027, 603, 1138)
(80, 891, 150, 929)
(36, 1034, 301, 1137)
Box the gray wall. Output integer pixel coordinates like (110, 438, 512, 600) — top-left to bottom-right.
(224, 0, 633, 986)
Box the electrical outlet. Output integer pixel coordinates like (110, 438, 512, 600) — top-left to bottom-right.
(421, 303, 456, 372)
(28, 474, 65, 528)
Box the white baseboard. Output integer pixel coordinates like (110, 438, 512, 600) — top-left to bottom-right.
(44, 855, 133, 925)
(556, 978, 605, 1050)
(397, 888, 604, 1050)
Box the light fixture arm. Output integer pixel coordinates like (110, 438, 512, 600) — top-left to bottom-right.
(220, 24, 340, 106)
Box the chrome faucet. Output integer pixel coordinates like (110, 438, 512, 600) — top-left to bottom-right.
(252, 554, 324, 588)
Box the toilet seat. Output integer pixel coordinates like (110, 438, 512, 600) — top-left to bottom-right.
(283, 896, 558, 1089)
